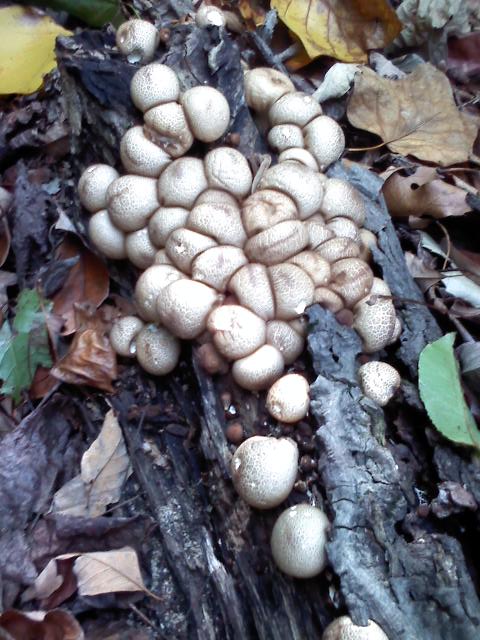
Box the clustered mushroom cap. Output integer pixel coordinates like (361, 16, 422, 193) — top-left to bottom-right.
(135, 324, 180, 375)
(144, 102, 194, 158)
(204, 147, 252, 199)
(266, 373, 310, 423)
(269, 91, 322, 128)
(126, 226, 157, 268)
(266, 320, 304, 364)
(88, 210, 127, 260)
(278, 147, 318, 171)
(244, 67, 295, 112)
(358, 361, 401, 406)
(207, 305, 266, 360)
(120, 126, 172, 177)
(232, 344, 284, 390)
(115, 19, 159, 64)
(110, 316, 145, 358)
(130, 63, 181, 112)
(107, 175, 159, 231)
(135, 264, 185, 321)
(270, 504, 329, 578)
(322, 616, 389, 640)
(78, 164, 119, 213)
(231, 436, 299, 508)
(195, 3, 226, 27)
(181, 86, 230, 142)
(159, 157, 208, 208)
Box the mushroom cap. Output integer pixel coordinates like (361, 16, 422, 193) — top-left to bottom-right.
(116, 19, 159, 64)
(231, 436, 298, 508)
(242, 189, 298, 237)
(228, 263, 275, 321)
(181, 86, 230, 143)
(78, 164, 119, 213)
(305, 220, 334, 250)
(135, 324, 180, 375)
(353, 295, 397, 354)
(288, 251, 331, 287)
(326, 217, 359, 242)
(278, 148, 319, 171)
(153, 249, 173, 265)
(271, 504, 329, 578)
(110, 316, 144, 357)
(135, 264, 185, 321)
(303, 115, 345, 171)
(144, 102, 194, 158)
(231, 344, 284, 391)
(148, 206, 190, 247)
(126, 227, 157, 269)
(269, 263, 315, 319)
(107, 175, 159, 232)
(88, 210, 127, 260)
(204, 147, 252, 199)
(195, 188, 238, 208)
(322, 616, 389, 640)
(315, 237, 360, 263)
(330, 258, 374, 308)
(158, 157, 208, 208)
(244, 67, 295, 112)
(130, 63, 180, 112)
(120, 126, 171, 177)
(358, 228, 377, 263)
(320, 178, 366, 226)
(166, 228, 217, 274)
(258, 161, 324, 219)
(192, 246, 248, 291)
(245, 220, 309, 265)
(187, 201, 246, 247)
(268, 91, 322, 127)
(195, 3, 226, 27)
(313, 287, 344, 312)
(207, 304, 266, 360)
(358, 361, 401, 407)
(157, 278, 219, 339)
(268, 124, 304, 152)
(266, 373, 310, 422)
(266, 321, 305, 364)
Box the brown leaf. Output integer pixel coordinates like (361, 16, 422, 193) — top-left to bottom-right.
(383, 166, 472, 218)
(53, 237, 109, 336)
(404, 251, 441, 292)
(347, 63, 478, 165)
(0, 608, 84, 640)
(271, 0, 402, 63)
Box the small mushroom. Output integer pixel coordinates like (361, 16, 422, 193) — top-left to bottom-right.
(271, 504, 330, 578)
(107, 175, 159, 232)
(126, 227, 157, 269)
(158, 157, 208, 208)
(358, 228, 377, 263)
(278, 148, 319, 171)
(187, 201, 246, 247)
(268, 91, 322, 127)
(245, 220, 309, 265)
(228, 263, 275, 321)
(326, 217, 359, 242)
(330, 258, 374, 308)
(195, 188, 238, 208)
(313, 287, 344, 313)
(303, 115, 345, 170)
(231, 344, 284, 391)
(195, 3, 226, 27)
(322, 616, 389, 640)
(353, 279, 397, 353)
(207, 304, 266, 360)
(135, 324, 180, 375)
(266, 321, 305, 364)
(231, 436, 299, 508)
(320, 178, 366, 226)
(120, 126, 171, 177)
(88, 210, 127, 260)
(269, 263, 315, 319)
(148, 206, 190, 247)
(110, 316, 144, 357)
(130, 63, 181, 112)
(244, 67, 295, 112)
(116, 19, 159, 64)
(204, 147, 252, 199)
(288, 251, 331, 286)
(268, 124, 304, 152)
(144, 102, 194, 158)
(166, 228, 217, 274)
(266, 373, 310, 422)
(181, 86, 230, 143)
(241, 189, 298, 237)
(191, 246, 247, 291)
(78, 164, 119, 213)
(358, 361, 400, 406)
(135, 264, 185, 321)
(315, 237, 360, 263)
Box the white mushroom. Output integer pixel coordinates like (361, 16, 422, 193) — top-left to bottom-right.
(116, 19, 159, 64)
(78, 164, 119, 213)
(266, 321, 305, 365)
(207, 305, 266, 360)
(134, 264, 185, 321)
(204, 147, 252, 199)
(303, 115, 345, 170)
(107, 175, 159, 232)
(358, 361, 400, 406)
(158, 157, 208, 208)
(120, 126, 171, 177)
(268, 124, 304, 152)
(130, 63, 180, 112)
(244, 67, 295, 112)
(144, 102, 194, 158)
(88, 210, 127, 260)
(110, 316, 144, 357)
(231, 344, 284, 391)
(135, 324, 180, 375)
(322, 616, 389, 640)
(125, 227, 157, 269)
(266, 373, 310, 422)
(268, 91, 322, 127)
(195, 3, 226, 27)
(181, 86, 230, 142)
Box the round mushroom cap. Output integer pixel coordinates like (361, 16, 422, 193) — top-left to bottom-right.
(192, 246, 248, 291)
(116, 19, 159, 64)
(181, 86, 230, 143)
(266, 321, 305, 364)
(135, 324, 180, 375)
(204, 147, 252, 199)
(245, 220, 309, 266)
(135, 264, 186, 321)
(187, 202, 246, 247)
(207, 304, 266, 360)
(268, 124, 304, 152)
(269, 91, 322, 127)
(126, 227, 157, 269)
(110, 316, 144, 357)
(313, 287, 344, 313)
(231, 436, 298, 508)
(78, 164, 119, 213)
(195, 3, 226, 27)
(271, 504, 329, 578)
(269, 263, 315, 319)
(88, 210, 127, 260)
(266, 373, 310, 422)
(322, 616, 389, 640)
(330, 258, 374, 308)
(120, 126, 172, 177)
(231, 344, 284, 391)
(158, 157, 208, 208)
(244, 67, 295, 112)
(353, 295, 397, 354)
(195, 188, 239, 208)
(229, 263, 275, 321)
(153, 249, 173, 265)
(320, 178, 366, 226)
(304, 115, 345, 171)
(130, 63, 180, 112)
(144, 102, 194, 158)
(242, 190, 298, 237)
(315, 237, 360, 263)
(326, 217, 359, 242)
(358, 361, 400, 407)
(107, 175, 159, 232)
(278, 148, 319, 171)
(157, 278, 219, 339)
(148, 206, 190, 247)
(288, 251, 331, 287)
(166, 228, 217, 274)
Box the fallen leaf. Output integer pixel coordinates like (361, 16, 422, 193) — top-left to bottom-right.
(0, 6, 71, 95)
(271, 0, 401, 63)
(52, 410, 131, 517)
(347, 63, 478, 166)
(442, 271, 480, 307)
(404, 251, 441, 292)
(312, 63, 360, 102)
(0, 608, 84, 640)
(383, 167, 472, 218)
(53, 237, 110, 336)
(441, 245, 480, 286)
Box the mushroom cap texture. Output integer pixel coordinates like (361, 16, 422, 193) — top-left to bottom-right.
(204, 147, 252, 199)
(268, 91, 322, 127)
(88, 210, 126, 260)
(126, 227, 157, 269)
(107, 175, 159, 232)
(322, 616, 389, 640)
(228, 263, 276, 321)
(245, 220, 309, 266)
(78, 164, 119, 213)
(358, 361, 400, 407)
(135, 324, 180, 375)
(320, 178, 366, 226)
(353, 293, 397, 354)
(116, 19, 159, 63)
(231, 344, 284, 390)
(231, 436, 298, 508)
(195, 4, 226, 27)
(158, 157, 208, 208)
(271, 504, 329, 578)
(278, 148, 319, 171)
(303, 115, 345, 170)
(110, 316, 144, 357)
(266, 373, 310, 422)
(267, 124, 304, 152)
(130, 63, 180, 112)
(269, 263, 315, 319)
(242, 189, 297, 237)
(244, 67, 295, 112)
(144, 102, 194, 158)
(207, 305, 266, 360)
(135, 264, 185, 321)
(181, 86, 230, 143)
(120, 126, 171, 177)
(266, 320, 305, 365)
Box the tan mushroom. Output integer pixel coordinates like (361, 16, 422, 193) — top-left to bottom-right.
(303, 115, 345, 170)
(125, 227, 157, 269)
(135, 324, 180, 375)
(88, 210, 127, 260)
(181, 86, 230, 142)
(358, 361, 401, 406)
(120, 126, 171, 177)
(144, 102, 194, 158)
(78, 164, 119, 213)
(110, 316, 144, 357)
(244, 67, 295, 112)
(204, 147, 252, 199)
(266, 373, 310, 422)
(268, 91, 322, 127)
(158, 157, 208, 208)
(116, 19, 159, 64)
(134, 264, 185, 321)
(322, 616, 389, 640)
(207, 304, 266, 360)
(107, 175, 159, 232)
(231, 344, 284, 390)
(130, 63, 180, 112)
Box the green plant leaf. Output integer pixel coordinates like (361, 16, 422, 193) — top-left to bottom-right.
(19, 0, 121, 28)
(0, 289, 52, 403)
(418, 332, 480, 450)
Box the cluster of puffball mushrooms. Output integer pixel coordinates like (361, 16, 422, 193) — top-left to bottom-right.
(77, 17, 397, 637)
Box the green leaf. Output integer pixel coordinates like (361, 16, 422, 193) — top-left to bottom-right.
(18, 0, 121, 28)
(418, 332, 480, 450)
(0, 289, 52, 403)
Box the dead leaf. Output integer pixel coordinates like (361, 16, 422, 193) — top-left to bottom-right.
(347, 63, 478, 165)
(271, 0, 402, 63)
(52, 410, 131, 517)
(312, 63, 360, 102)
(0, 608, 84, 640)
(53, 237, 110, 336)
(441, 245, 480, 286)
(383, 167, 472, 218)
(405, 251, 441, 292)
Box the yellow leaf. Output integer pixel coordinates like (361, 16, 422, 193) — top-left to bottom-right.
(0, 6, 71, 95)
(271, 0, 402, 63)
